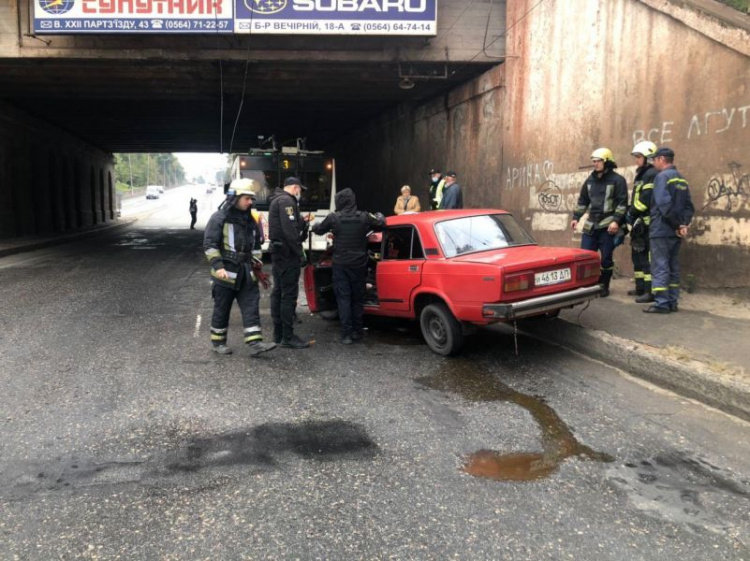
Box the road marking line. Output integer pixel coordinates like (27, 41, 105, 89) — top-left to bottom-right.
(194, 314, 202, 338)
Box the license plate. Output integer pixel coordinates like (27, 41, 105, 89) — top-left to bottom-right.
(535, 268, 571, 286)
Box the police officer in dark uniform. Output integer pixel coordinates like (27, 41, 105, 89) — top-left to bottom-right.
(268, 176, 310, 348)
(644, 147, 694, 314)
(626, 141, 659, 303)
(428, 168, 445, 210)
(571, 148, 628, 297)
(203, 179, 276, 357)
(312, 188, 385, 344)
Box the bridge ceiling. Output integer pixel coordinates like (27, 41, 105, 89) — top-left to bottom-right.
(0, 56, 496, 153)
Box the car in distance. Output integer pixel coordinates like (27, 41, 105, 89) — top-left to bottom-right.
(145, 185, 161, 199)
(304, 209, 604, 356)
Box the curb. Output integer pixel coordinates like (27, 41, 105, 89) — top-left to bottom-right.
(520, 318, 750, 423)
(0, 218, 138, 259)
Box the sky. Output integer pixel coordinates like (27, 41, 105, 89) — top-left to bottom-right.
(175, 153, 229, 182)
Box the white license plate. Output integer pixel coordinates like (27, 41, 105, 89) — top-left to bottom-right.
(535, 268, 571, 286)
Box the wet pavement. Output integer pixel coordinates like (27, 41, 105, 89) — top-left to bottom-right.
(1, 186, 749, 559)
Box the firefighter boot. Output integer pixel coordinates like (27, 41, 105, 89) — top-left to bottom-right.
(212, 344, 233, 355)
(247, 341, 277, 358)
(627, 277, 645, 296)
(635, 281, 655, 303)
(599, 270, 613, 298)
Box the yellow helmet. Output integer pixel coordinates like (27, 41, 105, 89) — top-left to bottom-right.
(631, 141, 657, 158)
(591, 148, 614, 162)
(229, 178, 258, 199)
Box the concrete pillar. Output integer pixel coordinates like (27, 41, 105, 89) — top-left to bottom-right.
(0, 138, 14, 237)
(89, 166, 98, 225)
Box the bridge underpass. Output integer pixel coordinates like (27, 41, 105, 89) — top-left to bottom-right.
(0, 0, 506, 238)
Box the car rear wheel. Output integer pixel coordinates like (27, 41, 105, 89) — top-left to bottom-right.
(420, 303, 464, 356)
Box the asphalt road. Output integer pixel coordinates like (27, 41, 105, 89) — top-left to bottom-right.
(1, 186, 749, 560)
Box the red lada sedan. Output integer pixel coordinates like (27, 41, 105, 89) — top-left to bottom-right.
(304, 210, 604, 356)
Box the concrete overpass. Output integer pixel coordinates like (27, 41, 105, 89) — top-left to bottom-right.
(2, 0, 750, 288)
(0, 0, 506, 236)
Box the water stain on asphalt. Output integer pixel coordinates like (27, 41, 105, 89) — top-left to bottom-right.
(608, 452, 750, 534)
(416, 360, 613, 482)
(166, 420, 378, 473)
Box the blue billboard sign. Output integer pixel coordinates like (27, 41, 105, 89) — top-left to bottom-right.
(235, 0, 437, 36)
(34, 0, 234, 34)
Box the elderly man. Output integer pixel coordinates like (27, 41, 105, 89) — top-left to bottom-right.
(439, 171, 463, 209)
(393, 185, 421, 215)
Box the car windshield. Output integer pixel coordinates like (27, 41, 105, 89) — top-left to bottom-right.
(435, 214, 536, 258)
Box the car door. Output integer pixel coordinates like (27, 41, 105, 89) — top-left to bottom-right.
(376, 225, 425, 313)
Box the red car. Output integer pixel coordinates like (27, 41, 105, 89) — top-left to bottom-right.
(304, 209, 604, 356)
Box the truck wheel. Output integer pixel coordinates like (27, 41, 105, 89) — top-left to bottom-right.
(420, 303, 464, 356)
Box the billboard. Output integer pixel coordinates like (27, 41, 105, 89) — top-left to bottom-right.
(33, 0, 234, 33)
(235, 0, 437, 36)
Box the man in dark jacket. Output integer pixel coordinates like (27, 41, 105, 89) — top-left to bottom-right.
(643, 147, 695, 314)
(268, 177, 310, 348)
(626, 141, 659, 303)
(312, 189, 385, 344)
(203, 179, 276, 357)
(189, 198, 198, 229)
(571, 148, 628, 297)
(439, 171, 463, 209)
(428, 168, 445, 210)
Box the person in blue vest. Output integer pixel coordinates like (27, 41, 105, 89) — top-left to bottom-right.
(571, 148, 628, 297)
(643, 147, 694, 314)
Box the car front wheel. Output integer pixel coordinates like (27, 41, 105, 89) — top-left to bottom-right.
(420, 303, 464, 356)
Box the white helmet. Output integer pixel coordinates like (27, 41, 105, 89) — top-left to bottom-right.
(229, 178, 258, 199)
(631, 141, 657, 158)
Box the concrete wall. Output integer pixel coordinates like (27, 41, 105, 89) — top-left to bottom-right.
(502, 0, 750, 288)
(338, 0, 750, 288)
(0, 102, 115, 237)
(334, 64, 506, 214)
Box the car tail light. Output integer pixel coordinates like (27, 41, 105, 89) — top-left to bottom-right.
(504, 272, 533, 293)
(577, 262, 599, 280)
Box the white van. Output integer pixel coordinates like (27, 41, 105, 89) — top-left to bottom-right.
(146, 185, 161, 199)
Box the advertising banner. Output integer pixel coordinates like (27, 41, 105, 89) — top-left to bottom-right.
(234, 0, 437, 36)
(33, 0, 234, 34)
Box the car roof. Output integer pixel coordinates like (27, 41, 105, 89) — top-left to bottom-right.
(385, 209, 510, 227)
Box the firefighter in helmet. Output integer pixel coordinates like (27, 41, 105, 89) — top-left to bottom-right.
(203, 178, 276, 357)
(571, 148, 629, 297)
(626, 141, 659, 303)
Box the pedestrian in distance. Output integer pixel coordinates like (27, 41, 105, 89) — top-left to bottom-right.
(439, 171, 463, 210)
(626, 141, 659, 303)
(189, 198, 198, 229)
(268, 176, 311, 349)
(312, 188, 386, 344)
(428, 168, 445, 210)
(643, 147, 695, 314)
(393, 185, 421, 215)
(203, 179, 276, 357)
(571, 148, 628, 297)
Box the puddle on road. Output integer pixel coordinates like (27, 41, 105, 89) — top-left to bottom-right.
(416, 360, 613, 482)
(111, 236, 165, 249)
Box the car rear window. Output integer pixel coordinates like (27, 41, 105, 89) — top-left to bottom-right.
(435, 214, 536, 258)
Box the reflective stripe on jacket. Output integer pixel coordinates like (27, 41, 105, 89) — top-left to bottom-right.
(573, 169, 628, 234)
(203, 205, 262, 289)
(650, 166, 695, 238)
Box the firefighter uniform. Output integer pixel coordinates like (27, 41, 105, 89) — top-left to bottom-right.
(627, 164, 658, 299)
(268, 179, 309, 347)
(311, 188, 385, 343)
(204, 188, 273, 356)
(572, 149, 628, 296)
(647, 149, 694, 313)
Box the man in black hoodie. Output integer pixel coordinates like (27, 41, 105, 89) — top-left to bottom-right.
(312, 188, 385, 344)
(268, 177, 310, 349)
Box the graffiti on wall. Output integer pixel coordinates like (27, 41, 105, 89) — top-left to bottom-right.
(702, 161, 750, 212)
(632, 100, 750, 145)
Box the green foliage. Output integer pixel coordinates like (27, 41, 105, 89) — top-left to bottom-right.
(114, 153, 186, 189)
(716, 0, 749, 12)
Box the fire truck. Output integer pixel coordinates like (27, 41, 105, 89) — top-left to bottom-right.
(228, 141, 336, 253)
